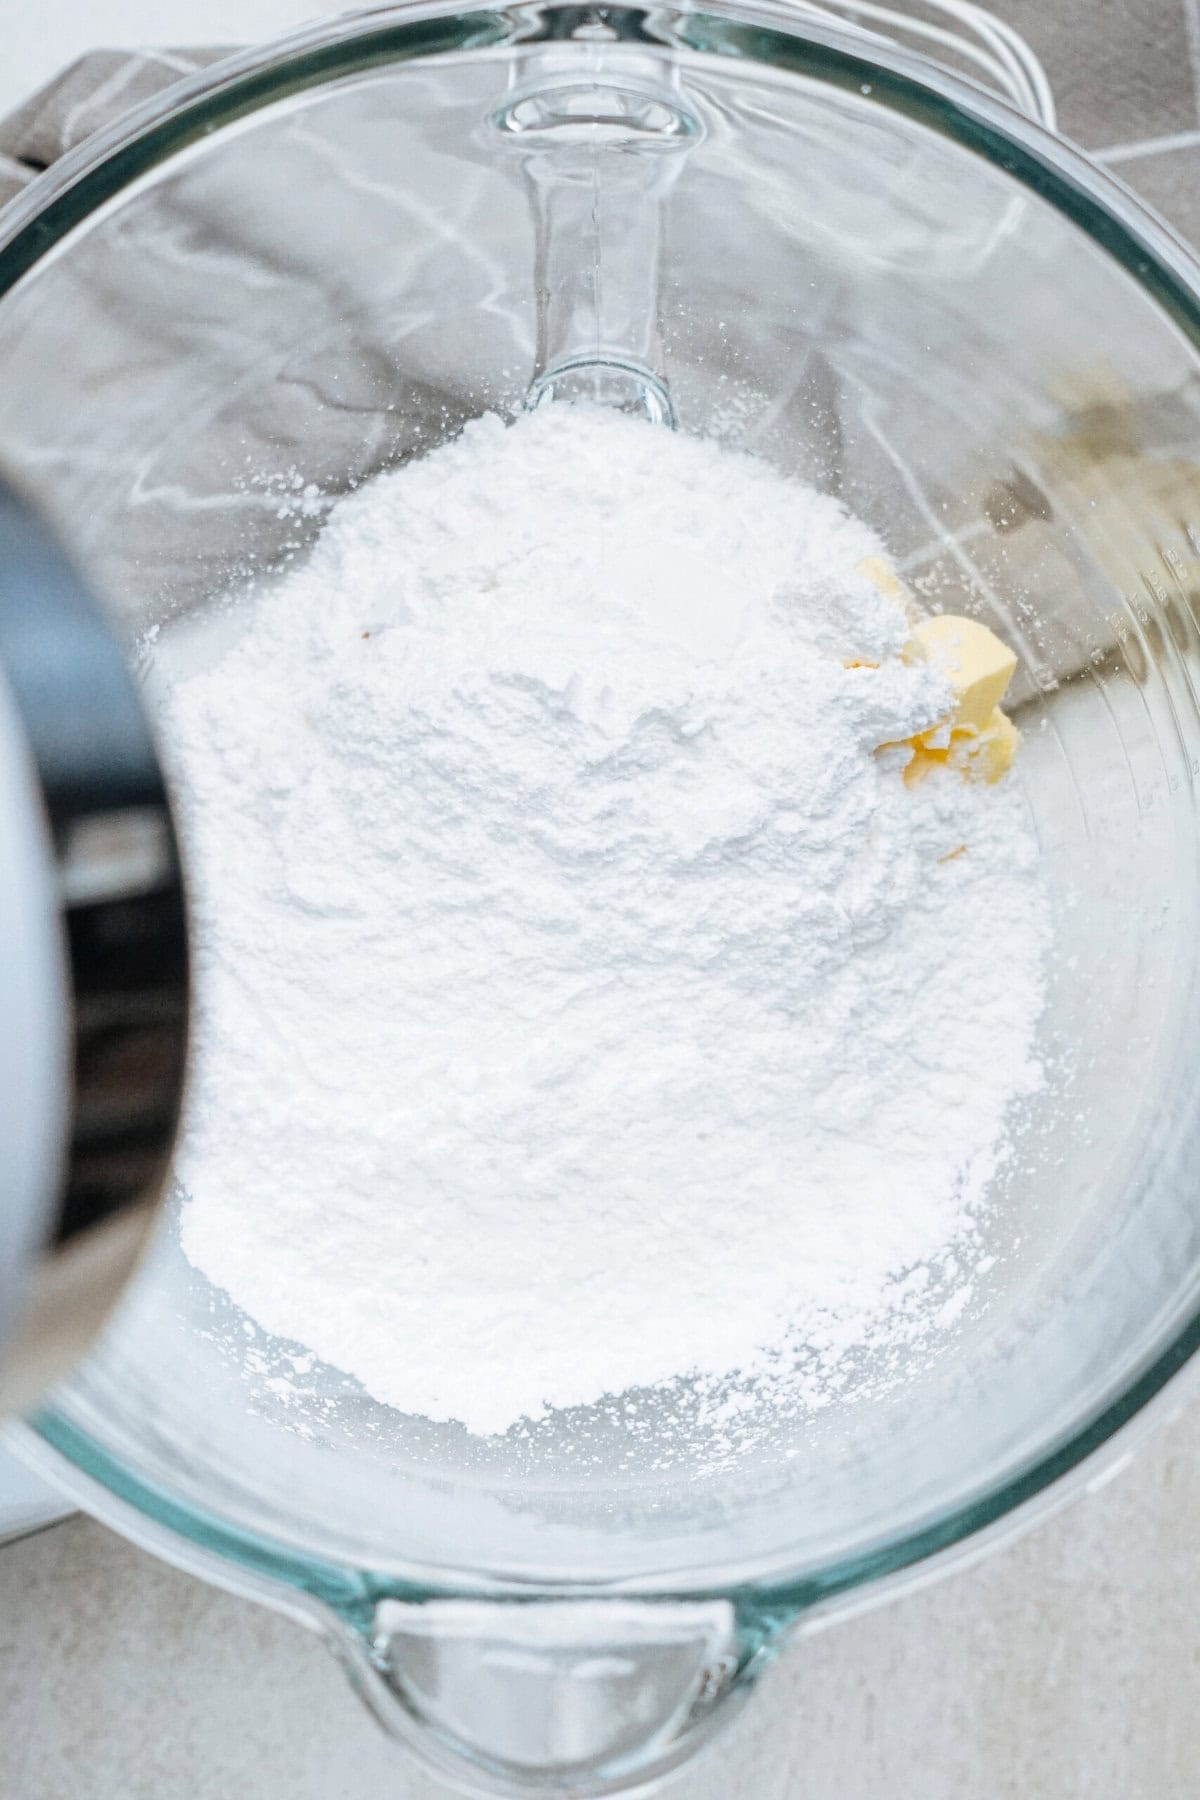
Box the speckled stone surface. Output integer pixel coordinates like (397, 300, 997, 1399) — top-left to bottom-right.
(5, 3, 1200, 1796)
(3, 1410, 1200, 1800)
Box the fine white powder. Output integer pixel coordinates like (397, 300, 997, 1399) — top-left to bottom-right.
(162, 405, 1050, 1438)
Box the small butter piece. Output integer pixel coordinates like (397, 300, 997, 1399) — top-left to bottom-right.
(902, 746, 941, 788)
(901, 708, 1019, 788)
(918, 719, 954, 752)
(857, 554, 921, 626)
(956, 707, 1021, 784)
(912, 614, 1018, 732)
(867, 599, 1023, 788)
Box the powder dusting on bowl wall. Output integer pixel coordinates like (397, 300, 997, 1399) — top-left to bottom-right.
(159, 402, 1049, 1441)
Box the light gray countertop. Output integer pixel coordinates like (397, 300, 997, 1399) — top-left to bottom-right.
(5, 3, 1200, 1796)
(4, 1415, 1200, 1800)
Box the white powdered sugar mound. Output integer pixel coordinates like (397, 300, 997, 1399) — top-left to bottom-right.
(161, 404, 1049, 1437)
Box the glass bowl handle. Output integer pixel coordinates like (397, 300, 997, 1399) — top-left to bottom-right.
(328, 1593, 783, 1797)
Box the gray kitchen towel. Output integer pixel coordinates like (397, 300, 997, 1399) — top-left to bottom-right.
(0, 39, 1197, 697)
(0, 48, 236, 210)
(0, 39, 501, 625)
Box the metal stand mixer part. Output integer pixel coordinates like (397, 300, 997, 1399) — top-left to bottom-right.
(0, 482, 188, 1413)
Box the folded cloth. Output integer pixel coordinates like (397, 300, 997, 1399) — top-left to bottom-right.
(0, 41, 488, 626)
(1, 41, 1197, 703)
(0, 47, 234, 208)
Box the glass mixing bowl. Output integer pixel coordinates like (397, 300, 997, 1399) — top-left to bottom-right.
(5, 5, 1200, 1793)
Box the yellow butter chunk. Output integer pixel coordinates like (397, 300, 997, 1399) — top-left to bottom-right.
(912, 614, 1018, 733)
(857, 554, 920, 625)
(901, 745, 942, 789)
(957, 706, 1021, 783)
(901, 706, 1020, 789)
(864, 597, 1023, 788)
